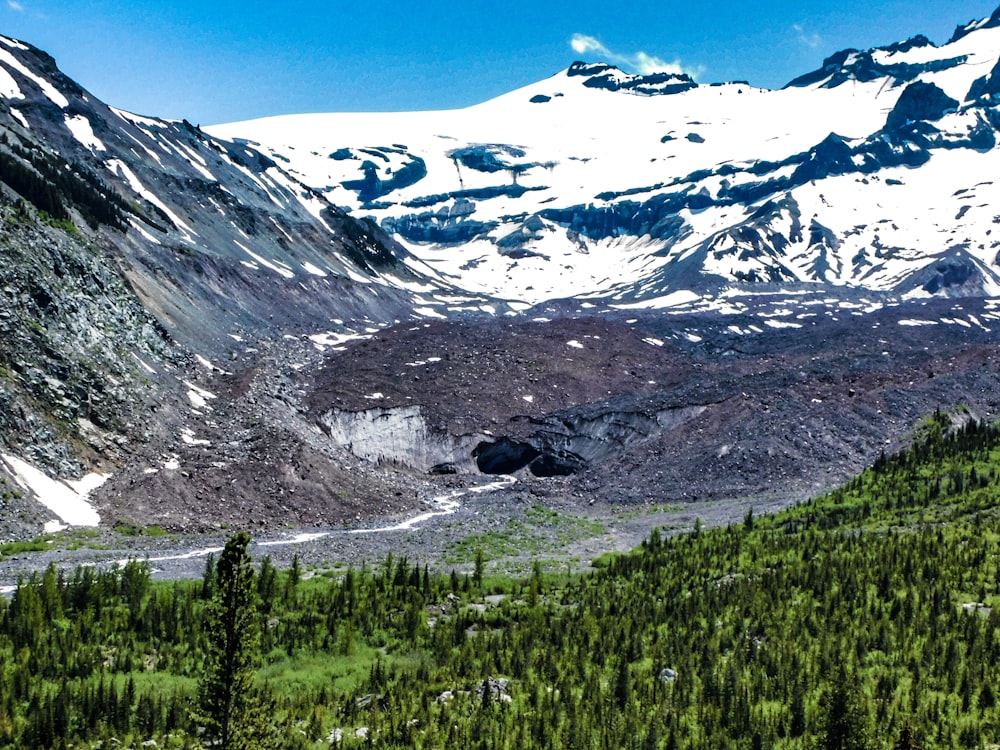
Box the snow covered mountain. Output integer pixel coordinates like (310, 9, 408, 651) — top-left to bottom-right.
(7, 8, 1000, 539)
(0, 32, 458, 532)
(209, 8, 1000, 313)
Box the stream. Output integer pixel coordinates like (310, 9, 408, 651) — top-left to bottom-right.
(0, 477, 519, 591)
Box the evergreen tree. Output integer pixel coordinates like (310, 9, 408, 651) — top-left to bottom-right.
(474, 548, 485, 589)
(893, 725, 922, 750)
(196, 531, 274, 749)
(819, 668, 872, 750)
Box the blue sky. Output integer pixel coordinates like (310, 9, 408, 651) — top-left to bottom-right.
(1, 0, 997, 125)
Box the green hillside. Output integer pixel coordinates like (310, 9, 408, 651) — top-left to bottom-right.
(3, 409, 1000, 749)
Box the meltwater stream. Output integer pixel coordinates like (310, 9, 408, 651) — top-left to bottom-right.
(138, 476, 517, 569)
(0, 477, 519, 592)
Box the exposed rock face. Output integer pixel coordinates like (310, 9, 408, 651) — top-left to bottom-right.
(0, 34, 434, 531)
(0, 200, 168, 476)
(784, 48, 967, 90)
(566, 62, 698, 96)
(966, 57, 1000, 102)
(884, 81, 959, 131)
(316, 402, 707, 478)
(950, 8, 1000, 43)
(473, 405, 709, 477)
(317, 405, 485, 473)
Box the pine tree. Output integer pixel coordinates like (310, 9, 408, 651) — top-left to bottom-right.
(893, 725, 922, 750)
(196, 531, 275, 749)
(819, 668, 872, 750)
(614, 657, 631, 710)
(474, 549, 485, 589)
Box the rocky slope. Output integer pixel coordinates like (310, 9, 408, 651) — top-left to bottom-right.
(0, 34, 441, 536)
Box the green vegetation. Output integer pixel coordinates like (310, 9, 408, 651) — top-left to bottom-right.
(114, 522, 170, 538)
(4, 411, 1000, 747)
(0, 536, 52, 557)
(0, 529, 106, 559)
(445, 504, 604, 564)
(0, 135, 130, 231)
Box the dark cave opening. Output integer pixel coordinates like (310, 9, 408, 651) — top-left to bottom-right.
(474, 438, 540, 474)
(474, 439, 582, 477)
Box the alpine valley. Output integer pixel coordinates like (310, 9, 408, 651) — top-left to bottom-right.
(4, 7, 1000, 561)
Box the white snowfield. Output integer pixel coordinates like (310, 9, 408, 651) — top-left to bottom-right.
(1, 454, 105, 529)
(207, 21, 1000, 309)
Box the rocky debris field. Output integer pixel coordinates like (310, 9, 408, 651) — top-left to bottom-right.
(6, 296, 1000, 582)
(306, 297, 1000, 511)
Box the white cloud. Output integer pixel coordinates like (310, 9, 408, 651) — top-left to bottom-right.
(6, 1, 24, 11)
(570, 33, 702, 80)
(793, 24, 823, 49)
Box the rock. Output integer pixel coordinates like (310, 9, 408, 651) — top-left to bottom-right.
(966, 58, 1000, 102)
(355, 693, 388, 711)
(476, 677, 512, 702)
(884, 81, 959, 132)
(317, 405, 484, 473)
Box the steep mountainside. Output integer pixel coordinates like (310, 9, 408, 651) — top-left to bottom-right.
(0, 35, 453, 535)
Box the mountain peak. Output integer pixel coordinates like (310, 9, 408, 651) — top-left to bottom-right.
(565, 61, 696, 96)
(949, 6, 1000, 44)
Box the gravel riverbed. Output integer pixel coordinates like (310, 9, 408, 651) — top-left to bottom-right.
(0, 476, 797, 590)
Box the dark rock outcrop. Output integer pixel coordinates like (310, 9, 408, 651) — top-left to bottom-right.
(950, 8, 1000, 44)
(966, 57, 1000, 102)
(785, 49, 967, 90)
(884, 81, 959, 131)
(566, 61, 698, 96)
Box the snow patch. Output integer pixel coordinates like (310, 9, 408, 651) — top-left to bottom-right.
(308, 330, 372, 351)
(183, 380, 217, 409)
(302, 261, 327, 277)
(0, 65, 22, 100)
(133, 354, 156, 375)
(0, 47, 68, 107)
(111, 107, 169, 129)
(413, 306, 447, 319)
(1, 453, 103, 527)
(106, 159, 196, 235)
(180, 428, 211, 447)
(64, 114, 106, 152)
(613, 290, 701, 310)
(235, 240, 295, 279)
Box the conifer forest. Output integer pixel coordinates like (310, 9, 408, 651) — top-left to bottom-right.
(4, 411, 1000, 748)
